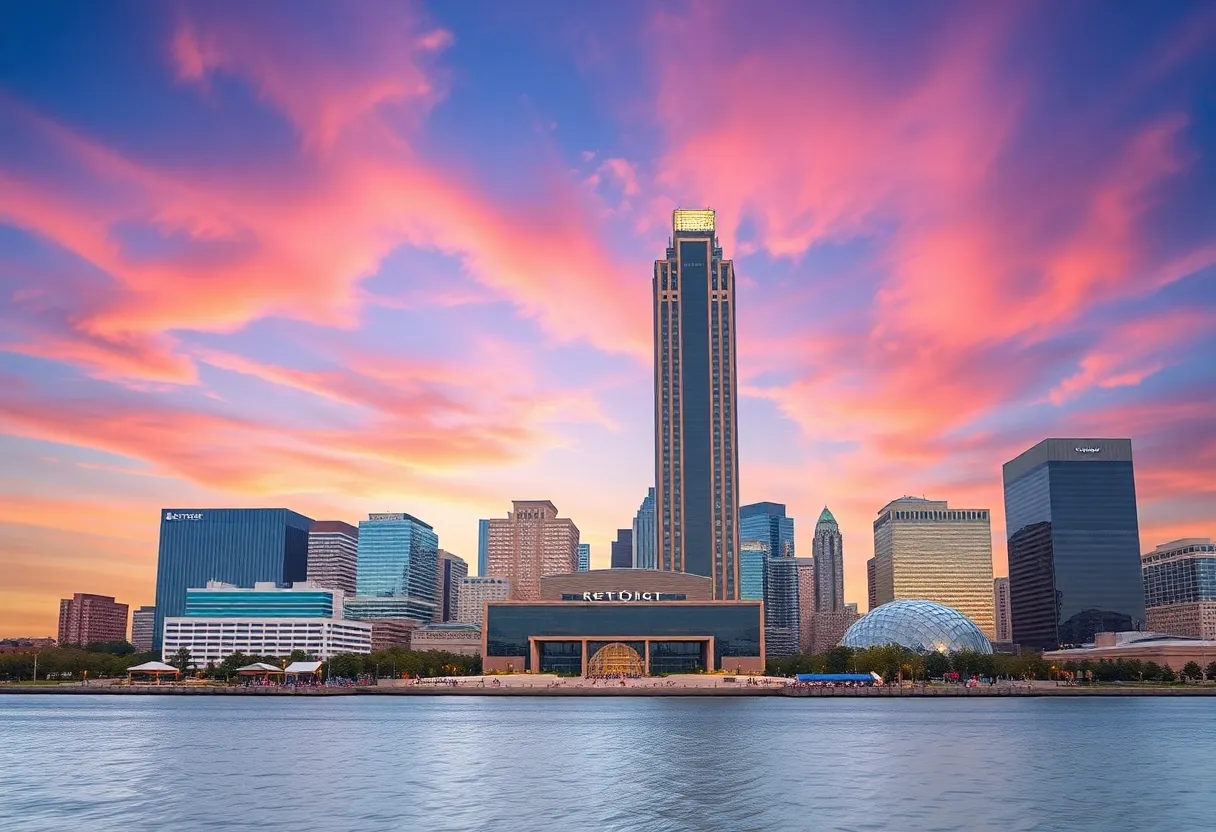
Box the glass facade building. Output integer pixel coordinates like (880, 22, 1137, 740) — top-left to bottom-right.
(184, 582, 338, 618)
(654, 209, 741, 599)
(1003, 439, 1144, 650)
(632, 487, 657, 569)
(306, 520, 358, 594)
(577, 543, 590, 572)
(485, 602, 763, 674)
(840, 600, 992, 654)
(764, 557, 801, 657)
(435, 551, 469, 623)
(739, 539, 766, 601)
(1141, 538, 1216, 640)
(477, 519, 490, 577)
(353, 512, 439, 624)
(740, 502, 795, 561)
(153, 508, 313, 650)
(611, 528, 633, 570)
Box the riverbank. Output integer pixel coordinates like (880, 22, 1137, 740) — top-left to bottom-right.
(5, 680, 1216, 696)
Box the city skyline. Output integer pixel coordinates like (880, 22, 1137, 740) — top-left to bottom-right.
(2, 1, 1215, 636)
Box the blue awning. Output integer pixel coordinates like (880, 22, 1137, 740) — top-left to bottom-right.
(795, 673, 878, 683)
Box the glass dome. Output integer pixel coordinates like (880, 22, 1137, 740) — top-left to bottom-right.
(839, 600, 992, 654)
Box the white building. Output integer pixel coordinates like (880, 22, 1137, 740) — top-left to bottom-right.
(457, 576, 510, 627)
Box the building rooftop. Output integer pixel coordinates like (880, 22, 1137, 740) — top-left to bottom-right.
(673, 208, 715, 232)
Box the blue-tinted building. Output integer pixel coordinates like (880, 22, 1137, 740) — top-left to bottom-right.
(765, 556, 801, 657)
(632, 487, 656, 569)
(350, 512, 439, 624)
(184, 582, 339, 618)
(477, 518, 490, 577)
(740, 502, 799, 656)
(153, 508, 313, 649)
(654, 209, 741, 599)
(1003, 439, 1145, 650)
(577, 543, 591, 572)
(611, 528, 633, 569)
(739, 539, 766, 601)
(740, 502, 795, 560)
(1141, 537, 1216, 639)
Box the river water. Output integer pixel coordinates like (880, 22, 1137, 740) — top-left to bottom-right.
(0, 694, 1211, 831)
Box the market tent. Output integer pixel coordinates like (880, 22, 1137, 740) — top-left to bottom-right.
(284, 661, 322, 674)
(234, 662, 283, 674)
(127, 661, 180, 685)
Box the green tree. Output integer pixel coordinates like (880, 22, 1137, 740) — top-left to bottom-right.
(1181, 662, 1203, 682)
(1143, 661, 1162, 681)
(169, 647, 193, 673)
(327, 653, 365, 678)
(288, 649, 311, 662)
(823, 646, 854, 673)
(1205, 662, 1216, 681)
(923, 652, 950, 679)
(1159, 665, 1177, 683)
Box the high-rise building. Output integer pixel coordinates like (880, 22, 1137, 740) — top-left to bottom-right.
(153, 508, 313, 650)
(739, 539, 767, 601)
(994, 577, 1012, 642)
(654, 208, 740, 599)
(457, 576, 511, 627)
(307, 520, 359, 594)
(1141, 538, 1216, 640)
(162, 581, 370, 664)
(347, 512, 439, 625)
(764, 556, 801, 657)
(808, 610, 860, 653)
(434, 550, 469, 623)
(577, 543, 591, 572)
(632, 487, 657, 569)
(131, 605, 156, 652)
(796, 558, 814, 653)
(872, 497, 995, 637)
(1003, 439, 1144, 649)
(477, 519, 490, 577)
(740, 502, 795, 560)
(611, 529, 634, 569)
(866, 558, 877, 612)
(812, 507, 844, 612)
(57, 593, 128, 646)
(487, 500, 579, 601)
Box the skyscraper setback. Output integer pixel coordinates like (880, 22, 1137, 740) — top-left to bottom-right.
(632, 487, 657, 569)
(654, 209, 740, 599)
(487, 500, 579, 601)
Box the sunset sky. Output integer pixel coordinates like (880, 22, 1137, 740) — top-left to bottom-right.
(2, 1, 1214, 637)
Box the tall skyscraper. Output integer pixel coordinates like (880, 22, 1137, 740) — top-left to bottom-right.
(131, 605, 156, 652)
(1142, 538, 1216, 639)
(654, 208, 740, 599)
(307, 520, 359, 594)
(632, 487, 657, 569)
(477, 519, 490, 577)
(764, 557, 801, 657)
(153, 508, 313, 650)
(434, 551, 469, 623)
(812, 507, 844, 612)
(993, 577, 1012, 642)
(796, 558, 815, 652)
(872, 497, 995, 637)
(740, 502, 799, 656)
(58, 593, 128, 646)
(740, 502, 795, 560)
(487, 500, 579, 600)
(611, 529, 634, 569)
(866, 558, 877, 612)
(739, 539, 767, 601)
(347, 512, 439, 624)
(577, 543, 591, 572)
(1003, 439, 1144, 649)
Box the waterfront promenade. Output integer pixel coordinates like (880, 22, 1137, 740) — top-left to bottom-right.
(6, 676, 1216, 697)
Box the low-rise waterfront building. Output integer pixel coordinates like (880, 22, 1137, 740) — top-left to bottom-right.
(410, 623, 482, 656)
(369, 619, 419, 651)
(1141, 538, 1216, 640)
(1043, 631, 1216, 669)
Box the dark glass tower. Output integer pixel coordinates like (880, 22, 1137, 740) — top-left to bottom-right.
(611, 529, 634, 569)
(1003, 439, 1145, 650)
(654, 209, 740, 599)
(153, 508, 313, 650)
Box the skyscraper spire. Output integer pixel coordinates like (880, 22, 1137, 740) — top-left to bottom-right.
(813, 505, 844, 612)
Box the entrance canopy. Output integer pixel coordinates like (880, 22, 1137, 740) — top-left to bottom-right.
(127, 661, 180, 685)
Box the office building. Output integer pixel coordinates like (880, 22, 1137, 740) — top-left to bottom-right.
(765, 556, 801, 657)
(632, 487, 657, 569)
(369, 619, 418, 651)
(872, 497, 995, 638)
(58, 593, 128, 646)
(578, 543, 591, 572)
(410, 623, 482, 656)
(796, 558, 815, 653)
(161, 581, 370, 664)
(845, 602, 858, 615)
(307, 520, 359, 594)
(349, 512, 439, 625)
(1142, 538, 1216, 639)
(994, 577, 1012, 642)
(153, 508, 313, 649)
(434, 550, 468, 623)
(654, 208, 740, 599)
(457, 576, 511, 627)
(487, 500, 579, 601)
(740, 502, 795, 561)
(812, 506, 844, 612)
(611, 529, 634, 570)
(867, 558, 877, 612)
(483, 570, 763, 674)
(131, 605, 156, 652)
(1003, 439, 1144, 649)
(477, 519, 490, 577)
(739, 539, 766, 601)
(808, 610, 861, 654)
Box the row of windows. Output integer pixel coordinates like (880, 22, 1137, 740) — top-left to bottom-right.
(892, 510, 989, 522)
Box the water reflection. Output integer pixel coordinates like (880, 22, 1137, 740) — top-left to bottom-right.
(0, 695, 1212, 831)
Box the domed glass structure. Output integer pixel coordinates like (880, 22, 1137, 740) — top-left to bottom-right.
(840, 600, 992, 654)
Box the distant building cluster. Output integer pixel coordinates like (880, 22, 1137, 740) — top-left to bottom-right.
(39, 211, 1199, 674)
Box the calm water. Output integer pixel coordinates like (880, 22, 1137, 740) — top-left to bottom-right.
(1, 694, 1213, 831)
